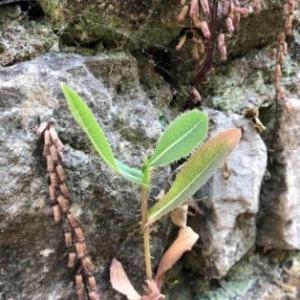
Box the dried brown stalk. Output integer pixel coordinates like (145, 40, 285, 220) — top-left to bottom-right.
(37, 120, 101, 300)
(175, 0, 260, 103)
(271, 0, 296, 144)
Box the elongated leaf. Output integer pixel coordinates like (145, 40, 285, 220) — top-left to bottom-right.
(148, 110, 208, 167)
(61, 83, 144, 184)
(147, 129, 242, 224)
(61, 83, 118, 172)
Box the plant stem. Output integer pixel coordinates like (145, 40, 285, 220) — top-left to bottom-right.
(141, 186, 152, 280)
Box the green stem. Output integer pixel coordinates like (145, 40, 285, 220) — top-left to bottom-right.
(141, 164, 152, 280)
(141, 187, 152, 280)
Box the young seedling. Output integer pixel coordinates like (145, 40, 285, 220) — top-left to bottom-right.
(62, 83, 241, 299)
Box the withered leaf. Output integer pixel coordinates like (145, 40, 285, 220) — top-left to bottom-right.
(155, 226, 199, 290)
(110, 258, 141, 300)
(170, 205, 188, 228)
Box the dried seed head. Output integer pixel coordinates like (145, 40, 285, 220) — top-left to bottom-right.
(52, 205, 62, 223)
(274, 64, 282, 83)
(67, 213, 79, 228)
(192, 42, 200, 60)
(67, 252, 77, 268)
(46, 155, 55, 173)
(177, 5, 189, 22)
(49, 127, 64, 152)
(88, 291, 100, 300)
(225, 17, 234, 33)
(233, 11, 241, 28)
(44, 130, 51, 147)
(218, 34, 227, 61)
(59, 183, 69, 198)
(49, 172, 58, 187)
(234, 6, 248, 15)
(64, 231, 73, 247)
(189, 0, 199, 17)
(36, 122, 48, 136)
(82, 256, 95, 274)
(191, 86, 202, 103)
(176, 34, 187, 51)
(75, 242, 86, 258)
(49, 145, 58, 162)
(57, 195, 70, 213)
(75, 274, 84, 300)
(253, 0, 262, 14)
(75, 273, 83, 286)
(277, 32, 286, 44)
(285, 16, 293, 35)
(279, 52, 285, 65)
(194, 20, 211, 39)
(56, 164, 65, 183)
(278, 86, 285, 100)
(283, 42, 288, 56)
(88, 276, 97, 291)
(48, 185, 56, 203)
(74, 227, 85, 242)
(199, 0, 210, 15)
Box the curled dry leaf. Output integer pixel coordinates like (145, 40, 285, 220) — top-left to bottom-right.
(170, 205, 188, 228)
(155, 226, 199, 290)
(110, 258, 141, 300)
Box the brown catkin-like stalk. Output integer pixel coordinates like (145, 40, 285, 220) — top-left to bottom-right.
(271, 0, 296, 145)
(176, 0, 259, 103)
(37, 120, 101, 300)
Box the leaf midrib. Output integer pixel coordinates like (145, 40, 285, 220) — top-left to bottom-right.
(149, 122, 201, 166)
(148, 145, 225, 222)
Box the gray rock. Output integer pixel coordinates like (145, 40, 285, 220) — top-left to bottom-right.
(0, 52, 171, 299)
(188, 109, 267, 278)
(0, 7, 58, 66)
(257, 97, 300, 250)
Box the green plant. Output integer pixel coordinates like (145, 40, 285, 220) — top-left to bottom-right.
(62, 83, 241, 298)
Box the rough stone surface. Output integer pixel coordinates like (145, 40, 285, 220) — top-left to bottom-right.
(0, 52, 172, 299)
(255, 30, 300, 250)
(1, 2, 300, 300)
(0, 5, 58, 66)
(192, 251, 300, 300)
(187, 109, 267, 279)
(37, 0, 283, 53)
(257, 96, 300, 250)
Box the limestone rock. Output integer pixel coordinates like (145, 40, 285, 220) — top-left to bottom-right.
(0, 5, 58, 66)
(257, 97, 300, 250)
(188, 109, 267, 278)
(0, 52, 171, 299)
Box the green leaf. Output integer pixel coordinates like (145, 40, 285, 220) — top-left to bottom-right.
(61, 83, 144, 184)
(148, 110, 208, 167)
(116, 160, 144, 185)
(147, 129, 242, 225)
(61, 83, 118, 172)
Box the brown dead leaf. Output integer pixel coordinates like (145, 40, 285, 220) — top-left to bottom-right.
(170, 205, 188, 228)
(155, 226, 199, 290)
(110, 258, 141, 300)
